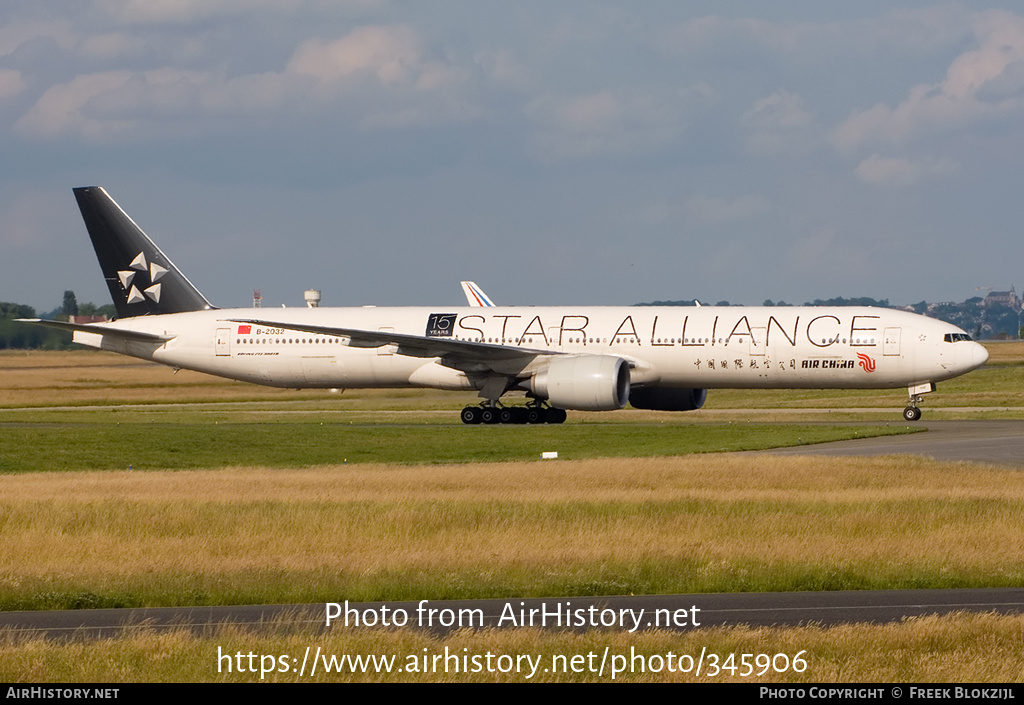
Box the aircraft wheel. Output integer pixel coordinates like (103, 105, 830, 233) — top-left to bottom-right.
(480, 407, 500, 424)
(526, 408, 546, 424)
(546, 408, 567, 424)
(510, 407, 529, 424)
(461, 406, 482, 425)
(498, 408, 515, 424)
(903, 406, 922, 422)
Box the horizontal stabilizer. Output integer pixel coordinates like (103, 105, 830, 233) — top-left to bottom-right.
(16, 318, 174, 343)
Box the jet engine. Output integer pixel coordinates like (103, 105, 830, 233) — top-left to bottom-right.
(629, 387, 707, 411)
(528, 355, 630, 411)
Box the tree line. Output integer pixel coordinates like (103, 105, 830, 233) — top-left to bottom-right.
(638, 295, 1022, 340)
(0, 291, 115, 350)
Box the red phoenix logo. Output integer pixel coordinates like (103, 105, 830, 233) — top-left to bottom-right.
(857, 352, 876, 372)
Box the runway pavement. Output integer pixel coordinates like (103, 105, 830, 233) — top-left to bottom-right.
(3, 589, 1024, 640)
(763, 419, 1024, 468)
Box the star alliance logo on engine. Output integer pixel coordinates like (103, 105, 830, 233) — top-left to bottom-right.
(117, 251, 167, 305)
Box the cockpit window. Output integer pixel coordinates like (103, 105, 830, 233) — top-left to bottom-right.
(944, 333, 973, 342)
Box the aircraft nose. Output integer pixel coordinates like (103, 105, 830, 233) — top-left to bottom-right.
(972, 342, 989, 369)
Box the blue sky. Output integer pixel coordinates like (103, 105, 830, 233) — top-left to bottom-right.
(3, 1, 1023, 311)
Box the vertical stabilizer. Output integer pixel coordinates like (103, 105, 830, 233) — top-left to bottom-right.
(461, 281, 496, 307)
(74, 187, 215, 318)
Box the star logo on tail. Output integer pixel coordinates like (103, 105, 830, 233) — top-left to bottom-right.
(117, 252, 167, 304)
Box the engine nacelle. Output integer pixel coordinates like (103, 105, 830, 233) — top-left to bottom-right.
(529, 355, 630, 411)
(629, 387, 708, 411)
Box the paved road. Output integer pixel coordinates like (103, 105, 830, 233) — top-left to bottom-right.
(3, 589, 1023, 640)
(764, 420, 1024, 468)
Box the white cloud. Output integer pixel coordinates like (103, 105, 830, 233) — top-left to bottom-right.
(833, 9, 1024, 151)
(288, 26, 421, 85)
(741, 90, 817, 156)
(657, 7, 973, 63)
(15, 71, 134, 139)
(96, 0, 381, 25)
(98, 0, 234, 24)
(659, 16, 814, 57)
(472, 49, 527, 90)
(855, 154, 956, 187)
(286, 26, 480, 128)
(526, 84, 713, 160)
(0, 18, 76, 57)
(0, 69, 24, 100)
(287, 25, 472, 97)
(79, 32, 147, 59)
(14, 23, 484, 139)
(15, 67, 302, 139)
(642, 194, 771, 228)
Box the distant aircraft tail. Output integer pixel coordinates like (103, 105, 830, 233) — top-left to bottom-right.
(461, 280, 496, 307)
(74, 187, 215, 318)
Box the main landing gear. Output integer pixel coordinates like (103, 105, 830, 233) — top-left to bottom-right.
(460, 402, 567, 425)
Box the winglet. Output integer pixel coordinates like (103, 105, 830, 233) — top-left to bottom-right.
(461, 281, 496, 307)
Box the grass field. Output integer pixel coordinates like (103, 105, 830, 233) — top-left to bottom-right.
(3, 454, 1024, 611)
(0, 349, 922, 472)
(4, 612, 1023, 682)
(1, 346, 1022, 682)
(0, 420, 915, 472)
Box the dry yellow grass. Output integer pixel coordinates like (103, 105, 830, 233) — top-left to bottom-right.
(982, 340, 1024, 365)
(3, 612, 1022, 682)
(0, 350, 307, 406)
(2, 454, 1024, 605)
(2, 350, 1022, 682)
(0, 349, 475, 408)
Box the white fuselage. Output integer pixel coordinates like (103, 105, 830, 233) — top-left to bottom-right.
(73, 305, 988, 394)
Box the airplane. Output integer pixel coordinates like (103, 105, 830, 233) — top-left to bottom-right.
(20, 187, 989, 424)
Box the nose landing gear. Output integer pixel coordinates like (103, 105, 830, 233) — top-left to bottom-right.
(902, 403, 922, 422)
(902, 382, 934, 421)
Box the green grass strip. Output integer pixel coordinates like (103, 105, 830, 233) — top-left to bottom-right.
(0, 422, 914, 473)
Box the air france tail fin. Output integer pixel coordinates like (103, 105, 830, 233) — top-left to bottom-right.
(74, 187, 215, 318)
(461, 280, 496, 307)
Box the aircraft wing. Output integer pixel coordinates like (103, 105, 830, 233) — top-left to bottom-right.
(227, 318, 558, 372)
(16, 318, 175, 343)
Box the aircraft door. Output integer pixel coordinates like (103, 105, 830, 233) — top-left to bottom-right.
(215, 328, 231, 356)
(883, 327, 901, 356)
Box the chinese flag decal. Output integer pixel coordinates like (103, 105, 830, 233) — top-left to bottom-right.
(237, 325, 252, 335)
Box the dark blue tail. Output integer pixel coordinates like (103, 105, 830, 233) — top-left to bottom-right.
(74, 187, 215, 318)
